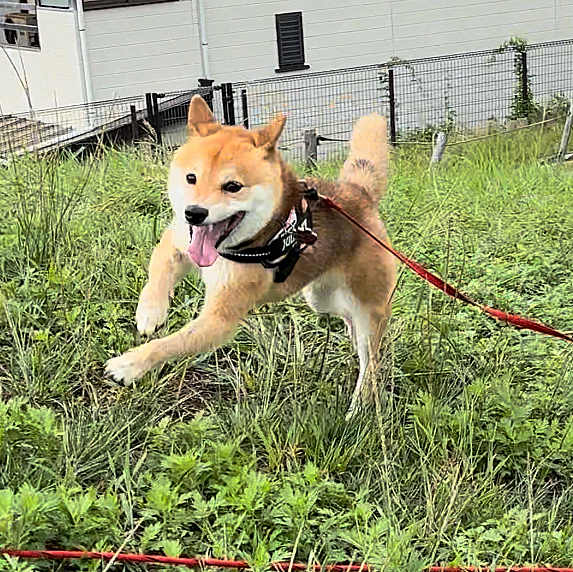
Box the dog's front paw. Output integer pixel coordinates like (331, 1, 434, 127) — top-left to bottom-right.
(136, 286, 170, 335)
(105, 350, 147, 385)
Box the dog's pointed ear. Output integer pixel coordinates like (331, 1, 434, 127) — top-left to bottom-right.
(188, 95, 217, 137)
(255, 115, 286, 150)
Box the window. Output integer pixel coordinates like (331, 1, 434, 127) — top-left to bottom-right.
(83, 0, 177, 10)
(38, 0, 70, 8)
(275, 12, 309, 73)
(0, 0, 40, 49)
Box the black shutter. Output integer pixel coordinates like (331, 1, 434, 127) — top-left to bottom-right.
(275, 12, 309, 72)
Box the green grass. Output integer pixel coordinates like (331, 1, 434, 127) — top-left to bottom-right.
(1, 125, 573, 571)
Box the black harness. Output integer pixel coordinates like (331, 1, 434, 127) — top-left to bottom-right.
(219, 181, 319, 283)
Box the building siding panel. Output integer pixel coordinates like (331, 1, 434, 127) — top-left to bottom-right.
(206, 0, 573, 82)
(84, 0, 202, 100)
(0, 8, 84, 114)
(3, 0, 573, 113)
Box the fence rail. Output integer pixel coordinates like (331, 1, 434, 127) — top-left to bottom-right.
(1, 38, 572, 161)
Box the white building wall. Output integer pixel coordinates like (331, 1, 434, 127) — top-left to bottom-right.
(2, 0, 572, 115)
(83, 0, 202, 101)
(205, 0, 573, 82)
(0, 7, 84, 114)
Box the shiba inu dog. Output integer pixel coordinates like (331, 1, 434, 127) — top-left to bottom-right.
(105, 95, 396, 416)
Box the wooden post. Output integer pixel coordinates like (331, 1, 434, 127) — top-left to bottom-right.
(557, 100, 573, 163)
(304, 128, 318, 168)
(430, 132, 447, 166)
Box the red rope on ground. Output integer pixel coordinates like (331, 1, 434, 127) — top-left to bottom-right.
(320, 195, 573, 344)
(0, 550, 369, 571)
(428, 569, 573, 572)
(2, 550, 573, 572)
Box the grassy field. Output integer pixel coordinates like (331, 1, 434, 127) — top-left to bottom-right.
(1, 125, 573, 571)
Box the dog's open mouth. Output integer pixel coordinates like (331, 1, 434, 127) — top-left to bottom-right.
(186, 211, 245, 267)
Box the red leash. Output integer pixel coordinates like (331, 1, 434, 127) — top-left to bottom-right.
(3, 549, 573, 572)
(427, 569, 573, 572)
(321, 195, 573, 344)
(0, 550, 367, 571)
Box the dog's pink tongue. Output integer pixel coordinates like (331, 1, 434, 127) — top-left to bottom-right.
(187, 226, 219, 267)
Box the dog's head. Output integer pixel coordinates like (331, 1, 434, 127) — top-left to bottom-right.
(169, 95, 286, 267)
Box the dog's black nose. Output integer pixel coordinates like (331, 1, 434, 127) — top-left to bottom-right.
(185, 205, 209, 225)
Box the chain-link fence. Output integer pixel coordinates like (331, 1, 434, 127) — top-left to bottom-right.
(233, 64, 387, 160)
(1, 38, 572, 161)
(528, 40, 573, 119)
(0, 94, 146, 157)
(235, 38, 573, 160)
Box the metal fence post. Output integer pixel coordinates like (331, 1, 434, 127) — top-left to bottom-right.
(221, 83, 236, 125)
(151, 92, 163, 144)
(145, 92, 153, 129)
(130, 105, 138, 142)
(227, 83, 235, 125)
(145, 92, 162, 143)
(241, 89, 249, 129)
(198, 78, 214, 110)
(557, 100, 573, 162)
(521, 50, 529, 120)
(221, 84, 230, 124)
(388, 68, 397, 146)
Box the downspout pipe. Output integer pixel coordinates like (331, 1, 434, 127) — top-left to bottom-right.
(75, 0, 93, 105)
(196, 0, 210, 79)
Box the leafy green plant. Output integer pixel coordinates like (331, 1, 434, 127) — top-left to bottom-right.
(497, 37, 540, 122)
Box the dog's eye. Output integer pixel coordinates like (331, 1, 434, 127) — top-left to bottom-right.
(222, 181, 243, 193)
(186, 173, 197, 185)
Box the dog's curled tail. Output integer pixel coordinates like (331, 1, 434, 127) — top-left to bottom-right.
(339, 114, 388, 199)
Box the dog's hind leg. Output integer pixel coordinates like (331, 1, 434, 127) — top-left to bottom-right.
(344, 243, 395, 418)
(136, 227, 193, 335)
(304, 239, 394, 418)
(345, 304, 390, 419)
(304, 273, 388, 418)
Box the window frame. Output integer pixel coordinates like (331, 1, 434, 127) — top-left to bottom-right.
(37, 0, 70, 9)
(275, 11, 309, 73)
(0, 1, 40, 50)
(82, 0, 177, 11)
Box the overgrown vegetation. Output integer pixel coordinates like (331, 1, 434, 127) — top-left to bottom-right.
(390, 37, 571, 143)
(1, 124, 573, 571)
(496, 37, 539, 122)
